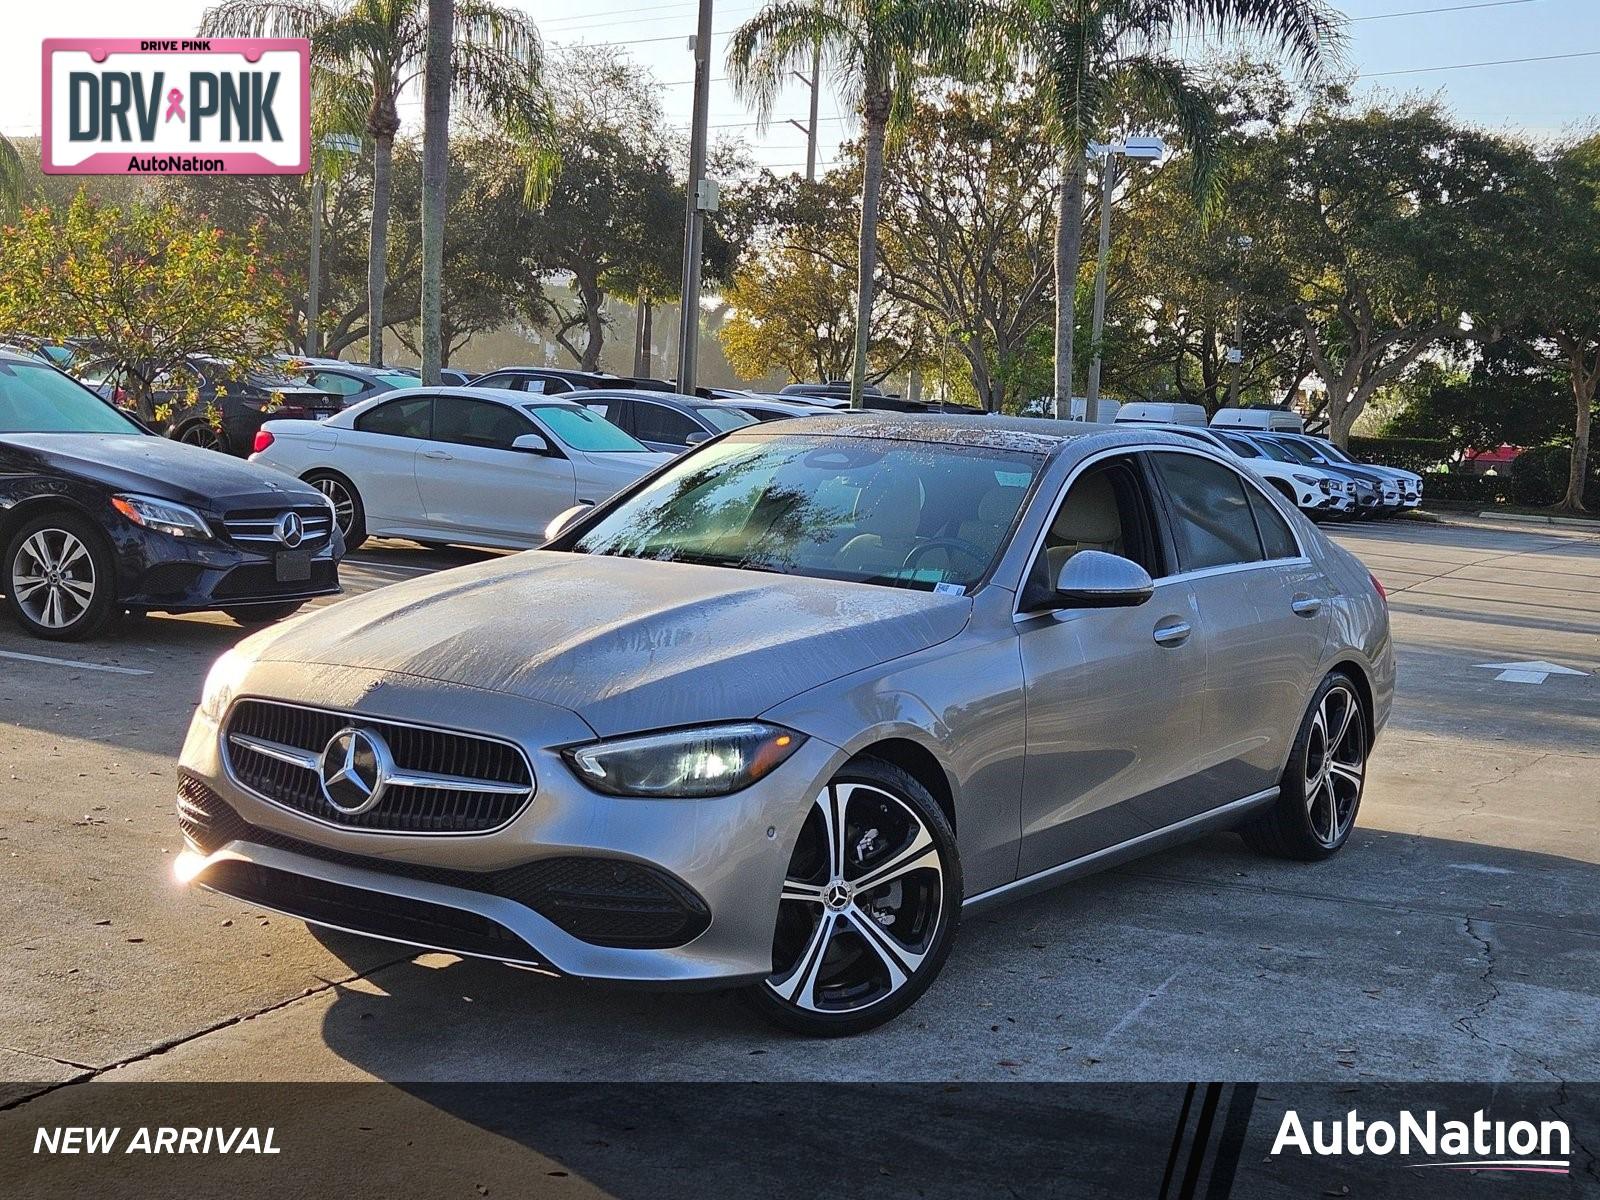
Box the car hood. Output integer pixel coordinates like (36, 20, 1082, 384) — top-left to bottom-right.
(3, 433, 323, 510)
(240, 550, 971, 735)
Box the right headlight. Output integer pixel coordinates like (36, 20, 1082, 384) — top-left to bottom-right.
(563, 722, 806, 798)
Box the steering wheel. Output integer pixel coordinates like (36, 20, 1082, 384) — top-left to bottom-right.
(901, 538, 989, 577)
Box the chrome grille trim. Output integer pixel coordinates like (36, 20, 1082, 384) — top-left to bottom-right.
(221, 698, 536, 836)
(222, 508, 334, 545)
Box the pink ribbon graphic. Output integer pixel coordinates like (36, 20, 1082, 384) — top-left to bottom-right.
(164, 88, 185, 123)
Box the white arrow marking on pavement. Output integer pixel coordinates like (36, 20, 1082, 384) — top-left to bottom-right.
(1475, 660, 1589, 685)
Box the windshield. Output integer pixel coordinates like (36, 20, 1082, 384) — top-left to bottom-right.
(1303, 438, 1352, 464)
(525, 403, 651, 453)
(694, 405, 757, 432)
(1270, 438, 1327, 466)
(0, 361, 143, 434)
(1249, 437, 1300, 464)
(567, 433, 1041, 592)
(1216, 432, 1262, 458)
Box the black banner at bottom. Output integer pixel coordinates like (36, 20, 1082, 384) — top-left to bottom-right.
(2, 1082, 1594, 1198)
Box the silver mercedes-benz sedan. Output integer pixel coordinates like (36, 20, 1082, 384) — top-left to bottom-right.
(174, 416, 1393, 1035)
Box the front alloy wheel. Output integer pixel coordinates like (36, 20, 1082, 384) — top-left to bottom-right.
(745, 758, 960, 1036)
(4, 514, 116, 641)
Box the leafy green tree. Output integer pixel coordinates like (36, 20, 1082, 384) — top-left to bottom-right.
(201, 0, 555, 366)
(977, 0, 1340, 408)
(720, 242, 925, 384)
(727, 0, 971, 406)
(0, 196, 290, 422)
(1382, 350, 1569, 462)
(0, 134, 29, 219)
(1236, 98, 1534, 446)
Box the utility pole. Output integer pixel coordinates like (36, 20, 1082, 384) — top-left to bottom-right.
(306, 176, 323, 356)
(305, 135, 361, 358)
(785, 41, 822, 181)
(675, 0, 715, 397)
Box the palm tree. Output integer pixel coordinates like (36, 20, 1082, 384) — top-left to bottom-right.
(985, 0, 1342, 409)
(728, 0, 972, 408)
(201, 0, 554, 366)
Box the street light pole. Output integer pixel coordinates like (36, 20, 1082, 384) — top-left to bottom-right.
(1083, 137, 1165, 415)
(307, 176, 323, 356)
(1083, 148, 1117, 412)
(1227, 234, 1253, 408)
(675, 0, 715, 397)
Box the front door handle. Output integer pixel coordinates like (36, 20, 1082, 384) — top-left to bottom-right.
(421, 449, 452, 461)
(1152, 619, 1192, 647)
(1291, 594, 1322, 617)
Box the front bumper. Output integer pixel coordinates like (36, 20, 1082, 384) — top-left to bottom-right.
(174, 662, 841, 986)
(115, 526, 344, 612)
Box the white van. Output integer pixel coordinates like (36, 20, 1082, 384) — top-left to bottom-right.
(1210, 407, 1305, 433)
(1114, 401, 1208, 427)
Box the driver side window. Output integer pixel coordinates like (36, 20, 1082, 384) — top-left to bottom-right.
(1027, 457, 1165, 599)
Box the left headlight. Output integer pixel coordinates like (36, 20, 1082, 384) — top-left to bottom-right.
(111, 493, 213, 540)
(197, 648, 249, 721)
(563, 722, 806, 798)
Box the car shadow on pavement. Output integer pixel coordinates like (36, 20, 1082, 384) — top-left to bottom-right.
(298, 827, 1600, 1087)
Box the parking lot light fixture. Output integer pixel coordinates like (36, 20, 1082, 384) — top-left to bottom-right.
(1083, 137, 1166, 414)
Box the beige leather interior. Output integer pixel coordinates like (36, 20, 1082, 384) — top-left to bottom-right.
(957, 486, 1018, 546)
(836, 472, 924, 575)
(1044, 471, 1125, 580)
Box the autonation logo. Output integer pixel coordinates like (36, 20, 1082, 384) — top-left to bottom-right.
(1271, 1107, 1570, 1174)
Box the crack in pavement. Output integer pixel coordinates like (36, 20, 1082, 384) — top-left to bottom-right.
(0, 951, 412, 1113)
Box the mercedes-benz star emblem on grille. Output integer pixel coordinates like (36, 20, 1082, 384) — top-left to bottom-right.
(317, 726, 393, 815)
(274, 511, 305, 548)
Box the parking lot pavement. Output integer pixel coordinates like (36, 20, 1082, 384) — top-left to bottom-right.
(1, 518, 1596, 1096)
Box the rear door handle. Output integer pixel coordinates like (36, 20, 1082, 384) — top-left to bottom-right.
(1152, 619, 1191, 647)
(421, 449, 452, 461)
(1291, 594, 1322, 617)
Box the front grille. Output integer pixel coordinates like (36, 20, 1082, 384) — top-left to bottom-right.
(177, 781, 708, 948)
(221, 507, 334, 547)
(223, 699, 535, 834)
(202, 859, 542, 963)
(212, 560, 338, 599)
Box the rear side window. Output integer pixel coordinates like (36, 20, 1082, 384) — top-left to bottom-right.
(356, 395, 433, 439)
(633, 402, 701, 446)
(1151, 451, 1264, 572)
(1247, 488, 1299, 559)
(474, 373, 521, 391)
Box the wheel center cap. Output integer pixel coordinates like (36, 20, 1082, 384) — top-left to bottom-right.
(823, 881, 853, 911)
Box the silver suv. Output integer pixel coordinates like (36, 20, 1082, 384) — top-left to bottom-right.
(176, 417, 1394, 1035)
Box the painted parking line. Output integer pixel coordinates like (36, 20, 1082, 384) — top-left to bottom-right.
(0, 649, 154, 676)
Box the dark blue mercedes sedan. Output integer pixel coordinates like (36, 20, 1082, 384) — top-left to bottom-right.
(0, 351, 344, 641)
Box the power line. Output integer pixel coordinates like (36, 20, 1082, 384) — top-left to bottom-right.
(1349, 0, 1541, 20)
(1360, 48, 1600, 77)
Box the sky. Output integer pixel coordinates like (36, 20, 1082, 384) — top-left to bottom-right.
(2, 0, 1594, 174)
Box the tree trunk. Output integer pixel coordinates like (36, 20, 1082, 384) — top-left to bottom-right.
(640, 299, 653, 376)
(419, 0, 455, 386)
(1560, 353, 1596, 513)
(578, 278, 604, 371)
(1054, 149, 1085, 410)
(367, 131, 395, 366)
(851, 98, 889, 409)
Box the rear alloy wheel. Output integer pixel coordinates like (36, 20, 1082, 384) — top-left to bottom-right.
(745, 758, 961, 1036)
(4, 513, 116, 641)
(1241, 673, 1368, 860)
(178, 422, 226, 453)
(304, 471, 367, 551)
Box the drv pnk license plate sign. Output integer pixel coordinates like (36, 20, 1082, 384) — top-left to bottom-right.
(42, 39, 310, 175)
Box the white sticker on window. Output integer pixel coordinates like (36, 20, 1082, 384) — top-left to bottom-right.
(933, 581, 967, 596)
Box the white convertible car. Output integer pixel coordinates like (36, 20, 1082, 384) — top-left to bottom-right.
(250, 387, 670, 550)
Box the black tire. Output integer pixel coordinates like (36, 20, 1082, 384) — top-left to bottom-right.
(743, 756, 962, 1036)
(1241, 672, 1369, 861)
(3, 511, 118, 641)
(304, 470, 367, 551)
(176, 421, 228, 454)
(224, 601, 306, 626)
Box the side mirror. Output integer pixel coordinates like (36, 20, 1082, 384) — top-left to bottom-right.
(544, 502, 592, 542)
(512, 432, 550, 455)
(1054, 550, 1155, 608)
(684, 431, 710, 446)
